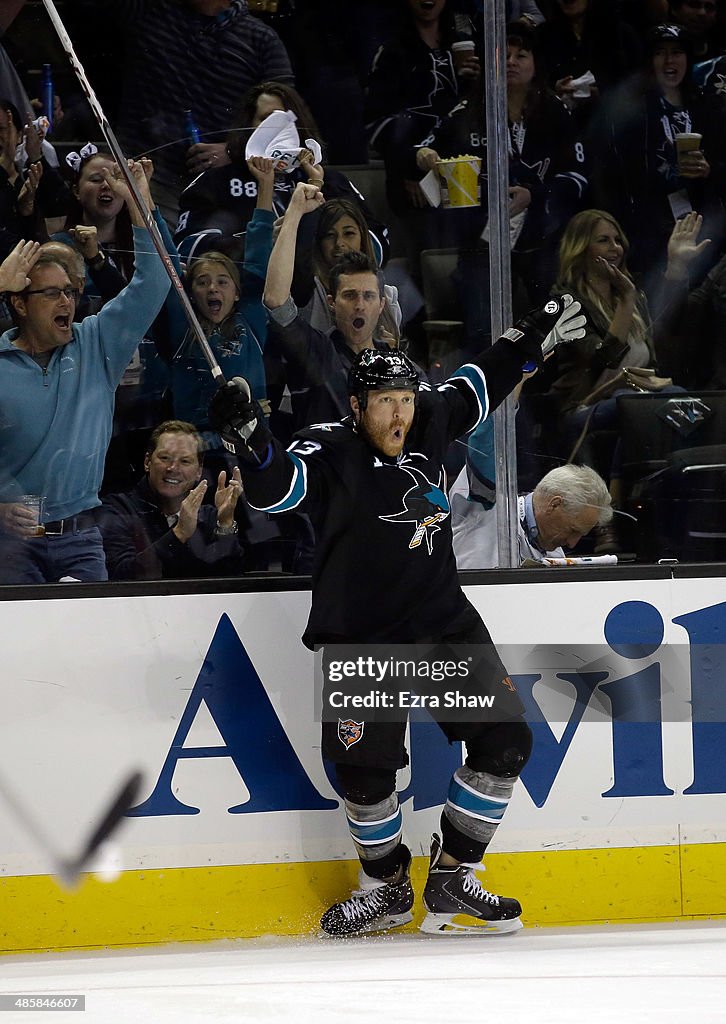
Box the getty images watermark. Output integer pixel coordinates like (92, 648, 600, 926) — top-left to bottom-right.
(308, 641, 726, 730)
(314, 644, 524, 723)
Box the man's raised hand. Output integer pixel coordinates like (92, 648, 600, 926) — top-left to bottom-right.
(174, 481, 208, 543)
(0, 240, 41, 293)
(215, 467, 243, 527)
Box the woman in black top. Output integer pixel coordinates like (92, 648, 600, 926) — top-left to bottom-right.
(589, 23, 726, 296)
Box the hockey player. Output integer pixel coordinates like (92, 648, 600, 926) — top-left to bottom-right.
(208, 295, 586, 937)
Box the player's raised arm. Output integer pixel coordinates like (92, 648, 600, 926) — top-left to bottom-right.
(440, 295, 587, 436)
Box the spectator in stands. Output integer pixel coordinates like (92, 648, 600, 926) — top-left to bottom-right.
(16, 110, 61, 177)
(175, 81, 388, 276)
(53, 149, 175, 437)
(79, 0, 294, 223)
(168, 156, 275, 437)
(549, 207, 688, 549)
(589, 24, 725, 291)
(407, 56, 489, 348)
(656, 208, 726, 387)
(36, 239, 85, 315)
(551, 208, 669, 414)
(670, 0, 724, 61)
(423, 21, 587, 308)
(300, 198, 402, 341)
(455, 0, 545, 25)
(54, 146, 144, 311)
(99, 419, 245, 580)
(451, 429, 612, 567)
(0, 162, 170, 583)
(263, 181, 409, 430)
(0, 99, 70, 261)
(414, 18, 586, 353)
(536, 0, 642, 126)
(173, 152, 318, 576)
(365, 0, 479, 254)
(503, 20, 588, 302)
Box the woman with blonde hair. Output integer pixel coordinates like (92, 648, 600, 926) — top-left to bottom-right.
(550, 206, 690, 551)
(552, 208, 655, 413)
(554, 208, 654, 553)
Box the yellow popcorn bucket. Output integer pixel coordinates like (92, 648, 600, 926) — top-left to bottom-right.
(437, 156, 481, 208)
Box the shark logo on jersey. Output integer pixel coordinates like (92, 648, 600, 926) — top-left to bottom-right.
(379, 466, 450, 554)
(338, 719, 364, 749)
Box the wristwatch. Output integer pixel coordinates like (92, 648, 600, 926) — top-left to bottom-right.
(216, 521, 238, 536)
(86, 251, 106, 271)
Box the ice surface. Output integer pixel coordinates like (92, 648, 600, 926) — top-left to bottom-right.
(1, 921, 724, 1023)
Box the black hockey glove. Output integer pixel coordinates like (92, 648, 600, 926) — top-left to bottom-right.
(502, 294, 587, 372)
(209, 376, 272, 464)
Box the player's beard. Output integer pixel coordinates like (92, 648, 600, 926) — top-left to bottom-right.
(357, 413, 411, 458)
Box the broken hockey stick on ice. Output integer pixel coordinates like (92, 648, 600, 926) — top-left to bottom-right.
(40, 0, 224, 384)
(0, 770, 143, 888)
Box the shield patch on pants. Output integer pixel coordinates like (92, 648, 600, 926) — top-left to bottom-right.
(338, 718, 364, 749)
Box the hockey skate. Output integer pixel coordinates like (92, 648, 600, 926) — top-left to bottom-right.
(420, 833, 522, 936)
(320, 852, 414, 936)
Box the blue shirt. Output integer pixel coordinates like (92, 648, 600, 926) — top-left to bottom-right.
(0, 227, 170, 520)
(169, 207, 273, 430)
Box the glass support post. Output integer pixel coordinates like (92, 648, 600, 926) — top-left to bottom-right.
(483, 0, 518, 568)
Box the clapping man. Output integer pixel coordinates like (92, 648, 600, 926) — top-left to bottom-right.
(100, 420, 245, 580)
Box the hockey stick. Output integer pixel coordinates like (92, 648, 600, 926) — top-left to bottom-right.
(40, 0, 224, 384)
(0, 769, 143, 887)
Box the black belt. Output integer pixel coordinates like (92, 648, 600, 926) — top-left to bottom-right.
(43, 510, 98, 536)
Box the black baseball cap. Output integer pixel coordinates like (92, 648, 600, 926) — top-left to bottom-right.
(646, 23, 695, 57)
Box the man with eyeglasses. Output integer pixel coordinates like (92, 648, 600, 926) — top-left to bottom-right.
(0, 161, 171, 583)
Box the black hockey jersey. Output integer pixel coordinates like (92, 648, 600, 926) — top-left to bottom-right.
(240, 341, 525, 647)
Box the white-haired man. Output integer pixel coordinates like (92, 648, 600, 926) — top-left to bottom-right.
(452, 420, 613, 568)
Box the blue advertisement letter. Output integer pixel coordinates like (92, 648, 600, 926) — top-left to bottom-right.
(129, 615, 338, 816)
(518, 673, 607, 808)
(600, 666, 674, 798)
(674, 601, 726, 795)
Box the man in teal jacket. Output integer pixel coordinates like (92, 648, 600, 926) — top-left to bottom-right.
(0, 163, 170, 583)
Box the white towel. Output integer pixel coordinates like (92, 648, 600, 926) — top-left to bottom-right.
(245, 109, 322, 173)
